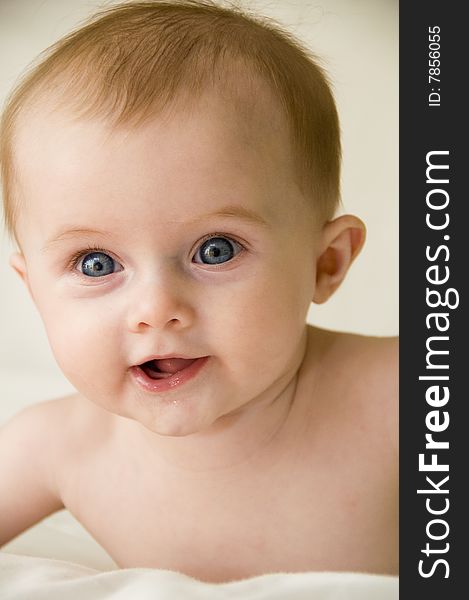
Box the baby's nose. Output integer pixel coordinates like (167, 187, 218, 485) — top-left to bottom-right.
(126, 272, 195, 333)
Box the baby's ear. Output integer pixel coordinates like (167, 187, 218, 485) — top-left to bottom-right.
(313, 215, 366, 304)
(9, 252, 32, 295)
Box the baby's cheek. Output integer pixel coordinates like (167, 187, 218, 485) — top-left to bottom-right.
(43, 307, 119, 388)
(228, 275, 307, 330)
(212, 277, 304, 360)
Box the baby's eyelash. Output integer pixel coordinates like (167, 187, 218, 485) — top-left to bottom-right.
(195, 232, 247, 250)
(65, 246, 109, 272)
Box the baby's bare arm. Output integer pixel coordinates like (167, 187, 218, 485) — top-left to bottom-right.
(0, 401, 64, 547)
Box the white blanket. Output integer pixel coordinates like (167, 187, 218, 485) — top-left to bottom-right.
(0, 552, 397, 600)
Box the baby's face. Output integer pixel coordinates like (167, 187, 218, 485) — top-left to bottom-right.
(13, 90, 319, 436)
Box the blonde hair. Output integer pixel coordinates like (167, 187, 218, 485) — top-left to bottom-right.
(0, 0, 341, 238)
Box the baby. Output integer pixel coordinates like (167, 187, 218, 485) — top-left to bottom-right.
(0, 0, 398, 584)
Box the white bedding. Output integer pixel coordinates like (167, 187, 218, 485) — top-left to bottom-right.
(1, 508, 398, 599)
(0, 552, 398, 599)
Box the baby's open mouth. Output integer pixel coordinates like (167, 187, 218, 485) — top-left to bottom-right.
(131, 356, 209, 392)
(139, 357, 197, 379)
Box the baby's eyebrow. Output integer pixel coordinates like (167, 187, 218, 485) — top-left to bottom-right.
(192, 205, 270, 228)
(42, 227, 111, 251)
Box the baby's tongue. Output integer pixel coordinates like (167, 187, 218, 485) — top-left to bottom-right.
(155, 358, 196, 374)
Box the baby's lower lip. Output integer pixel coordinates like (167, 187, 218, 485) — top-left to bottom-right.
(130, 356, 209, 393)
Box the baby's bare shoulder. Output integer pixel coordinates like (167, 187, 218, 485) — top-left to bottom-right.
(5, 393, 94, 435)
(334, 330, 398, 455)
(0, 396, 78, 545)
(304, 326, 398, 455)
(8, 394, 114, 494)
(3, 393, 112, 473)
(0, 393, 112, 546)
(0, 394, 83, 465)
(0, 394, 77, 445)
(306, 325, 398, 384)
(335, 330, 398, 387)
(42, 393, 114, 457)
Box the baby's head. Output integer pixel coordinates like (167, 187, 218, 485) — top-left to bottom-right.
(1, 0, 364, 436)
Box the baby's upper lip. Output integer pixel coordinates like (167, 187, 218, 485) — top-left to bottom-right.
(135, 354, 205, 366)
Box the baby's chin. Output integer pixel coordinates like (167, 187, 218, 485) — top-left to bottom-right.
(137, 400, 256, 441)
(106, 399, 223, 439)
(138, 417, 210, 438)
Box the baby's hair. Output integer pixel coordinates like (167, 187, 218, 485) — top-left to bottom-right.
(0, 0, 341, 240)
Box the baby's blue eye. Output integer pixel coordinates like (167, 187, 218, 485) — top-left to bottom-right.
(80, 252, 117, 277)
(195, 237, 239, 265)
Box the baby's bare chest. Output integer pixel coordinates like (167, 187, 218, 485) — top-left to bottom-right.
(60, 441, 396, 582)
